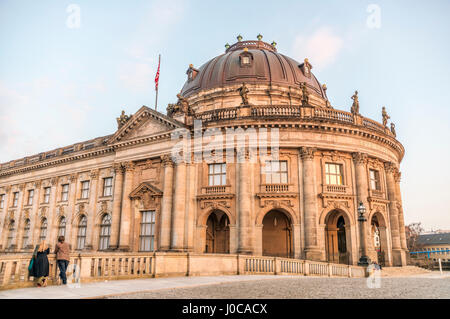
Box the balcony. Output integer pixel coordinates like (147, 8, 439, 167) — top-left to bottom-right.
(324, 184, 348, 194)
(203, 185, 227, 194)
(262, 184, 290, 193)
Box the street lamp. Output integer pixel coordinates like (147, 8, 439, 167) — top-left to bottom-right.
(357, 201, 371, 267)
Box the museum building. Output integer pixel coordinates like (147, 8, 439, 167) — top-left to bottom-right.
(0, 37, 408, 266)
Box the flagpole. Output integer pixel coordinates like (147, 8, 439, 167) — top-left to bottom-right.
(155, 54, 161, 111)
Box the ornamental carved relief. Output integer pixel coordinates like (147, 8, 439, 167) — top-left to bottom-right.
(39, 207, 47, 219)
(384, 161, 397, 174)
(201, 200, 231, 210)
(69, 174, 78, 183)
(90, 169, 99, 180)
(260, 199, 294, 209)
(58, 205, 65, 217)
(161, 155, 174, 167)
(123, 161, 135, 172)
(352, 152, 368, 165)
(50, 177, 58, 186)
(300, 147, 316, 160)
(99, 201, 108, 214)
(23, 208, 31, 220)
(77, 203, 86, 215)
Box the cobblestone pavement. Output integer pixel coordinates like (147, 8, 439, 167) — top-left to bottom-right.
(106, 276, 450, 299)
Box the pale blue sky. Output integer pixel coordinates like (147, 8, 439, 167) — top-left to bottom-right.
(1, 0, 449, 230)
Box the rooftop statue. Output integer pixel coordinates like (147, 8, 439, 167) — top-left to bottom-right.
(390, 123, 397, 137)
(237, 82, 250, 105)
(382, 106, 390, 127)
(116, 110, 130, 129)
(351, 91, 360, 115)
(301, 82, 309, 105)
(167, 92, 193, 117)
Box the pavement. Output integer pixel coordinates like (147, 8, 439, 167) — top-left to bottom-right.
(1, 271, 449, 299)
(0, 275, 292, 299)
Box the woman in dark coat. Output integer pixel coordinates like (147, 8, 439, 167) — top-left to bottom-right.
(31, 241, 50, 287)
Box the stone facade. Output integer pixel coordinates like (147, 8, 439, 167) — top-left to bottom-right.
(0, 39, 408, 266)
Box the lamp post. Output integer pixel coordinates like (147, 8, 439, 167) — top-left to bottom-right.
(357, 201, 371, 267)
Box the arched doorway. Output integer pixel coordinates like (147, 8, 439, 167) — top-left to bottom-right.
(325, 210, 350, 264)
(262, 210, 293, 258)
(371, 213, 388, 266)
(205, 210, 230, 253)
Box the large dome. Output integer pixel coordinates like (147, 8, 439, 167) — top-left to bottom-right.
(181, 39, 327, 99)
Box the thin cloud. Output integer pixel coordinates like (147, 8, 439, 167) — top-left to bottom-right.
(292, 27, 343, 70)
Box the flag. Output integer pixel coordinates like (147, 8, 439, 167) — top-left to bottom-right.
(154, 56, 160, 91)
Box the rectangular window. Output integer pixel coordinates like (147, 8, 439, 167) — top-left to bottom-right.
(139, 211, 155, 251)
(103, 177, 113, 197)
(27, 189, 34, 206)
(325, 163, 344, 185)
(61, 184, 69, 202)
(13, 192, 19, 207)
(263, 161, 288, 184)
(43, 187, 51, 204)
(369, 169, 381, 191)
(208, 163, 226, 186)
(81, 181, 90, 199)
(0, 194, 5, 209)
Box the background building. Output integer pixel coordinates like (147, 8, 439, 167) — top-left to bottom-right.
(0, 38, 408, 266)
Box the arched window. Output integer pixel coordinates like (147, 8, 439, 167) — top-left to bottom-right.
(99, 214, 111, 250)
(77, 216, 87, 250)
(7, 220, 15, 249)
(39, 218, 47, 242)
(58, 217, 66, 237)
(22, 219, 31, 249)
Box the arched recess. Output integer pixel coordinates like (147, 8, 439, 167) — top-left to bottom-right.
(197, 205, 235, 227)
(205, 210, 230, 254)
(368, 211, 389, 266)
(255, 204, 299, 226)
(323, 209, 354, 264)
(262, 210, 293, 258)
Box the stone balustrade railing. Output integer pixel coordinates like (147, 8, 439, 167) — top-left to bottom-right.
(0, 252, 367, 290)
(198, 105, 390, 136)
(242, 256, 366, 278)
(262, 184, 290, 193)
(0, 105, 394, 173)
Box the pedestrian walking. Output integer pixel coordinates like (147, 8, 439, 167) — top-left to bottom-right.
(55, 236, 71, 285)
(31, 241, 50, 287)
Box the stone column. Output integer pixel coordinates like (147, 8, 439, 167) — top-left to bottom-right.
(237, 150, 252, 254)
(159, 155, 174, 251)
(352, 152, 370, 263)
(394, 171, 408, 251)
(66, 174, 78, 248)
(293, 223, 302, 259)
(385, 162, 404, 266)
(110, 164, 124, 249)
(29, 181, 41, 249)
(14, 183, 26, 251)
(170, 161, 187, 251)
(85, 170, 99, 250)
(300, 147, 321, 260)
(47, 178, 60, 249)
(118, 162, 135, 251)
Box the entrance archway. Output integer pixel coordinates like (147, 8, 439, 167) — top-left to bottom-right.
(370, 213, 388, 266)
(205, 210, 230, 253)
(262, 210, 293, 258)
(325, 210, 350, 264)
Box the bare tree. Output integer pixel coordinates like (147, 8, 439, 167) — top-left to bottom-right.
(406, 222, 425, 252)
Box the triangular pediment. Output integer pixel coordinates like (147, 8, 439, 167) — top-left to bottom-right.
(108, 106, 185, 144)
(129, 182, 163, 199)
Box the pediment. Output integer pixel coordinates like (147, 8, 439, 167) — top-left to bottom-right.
(108, 106, 185, 144)
(129, 182, 163, 199)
